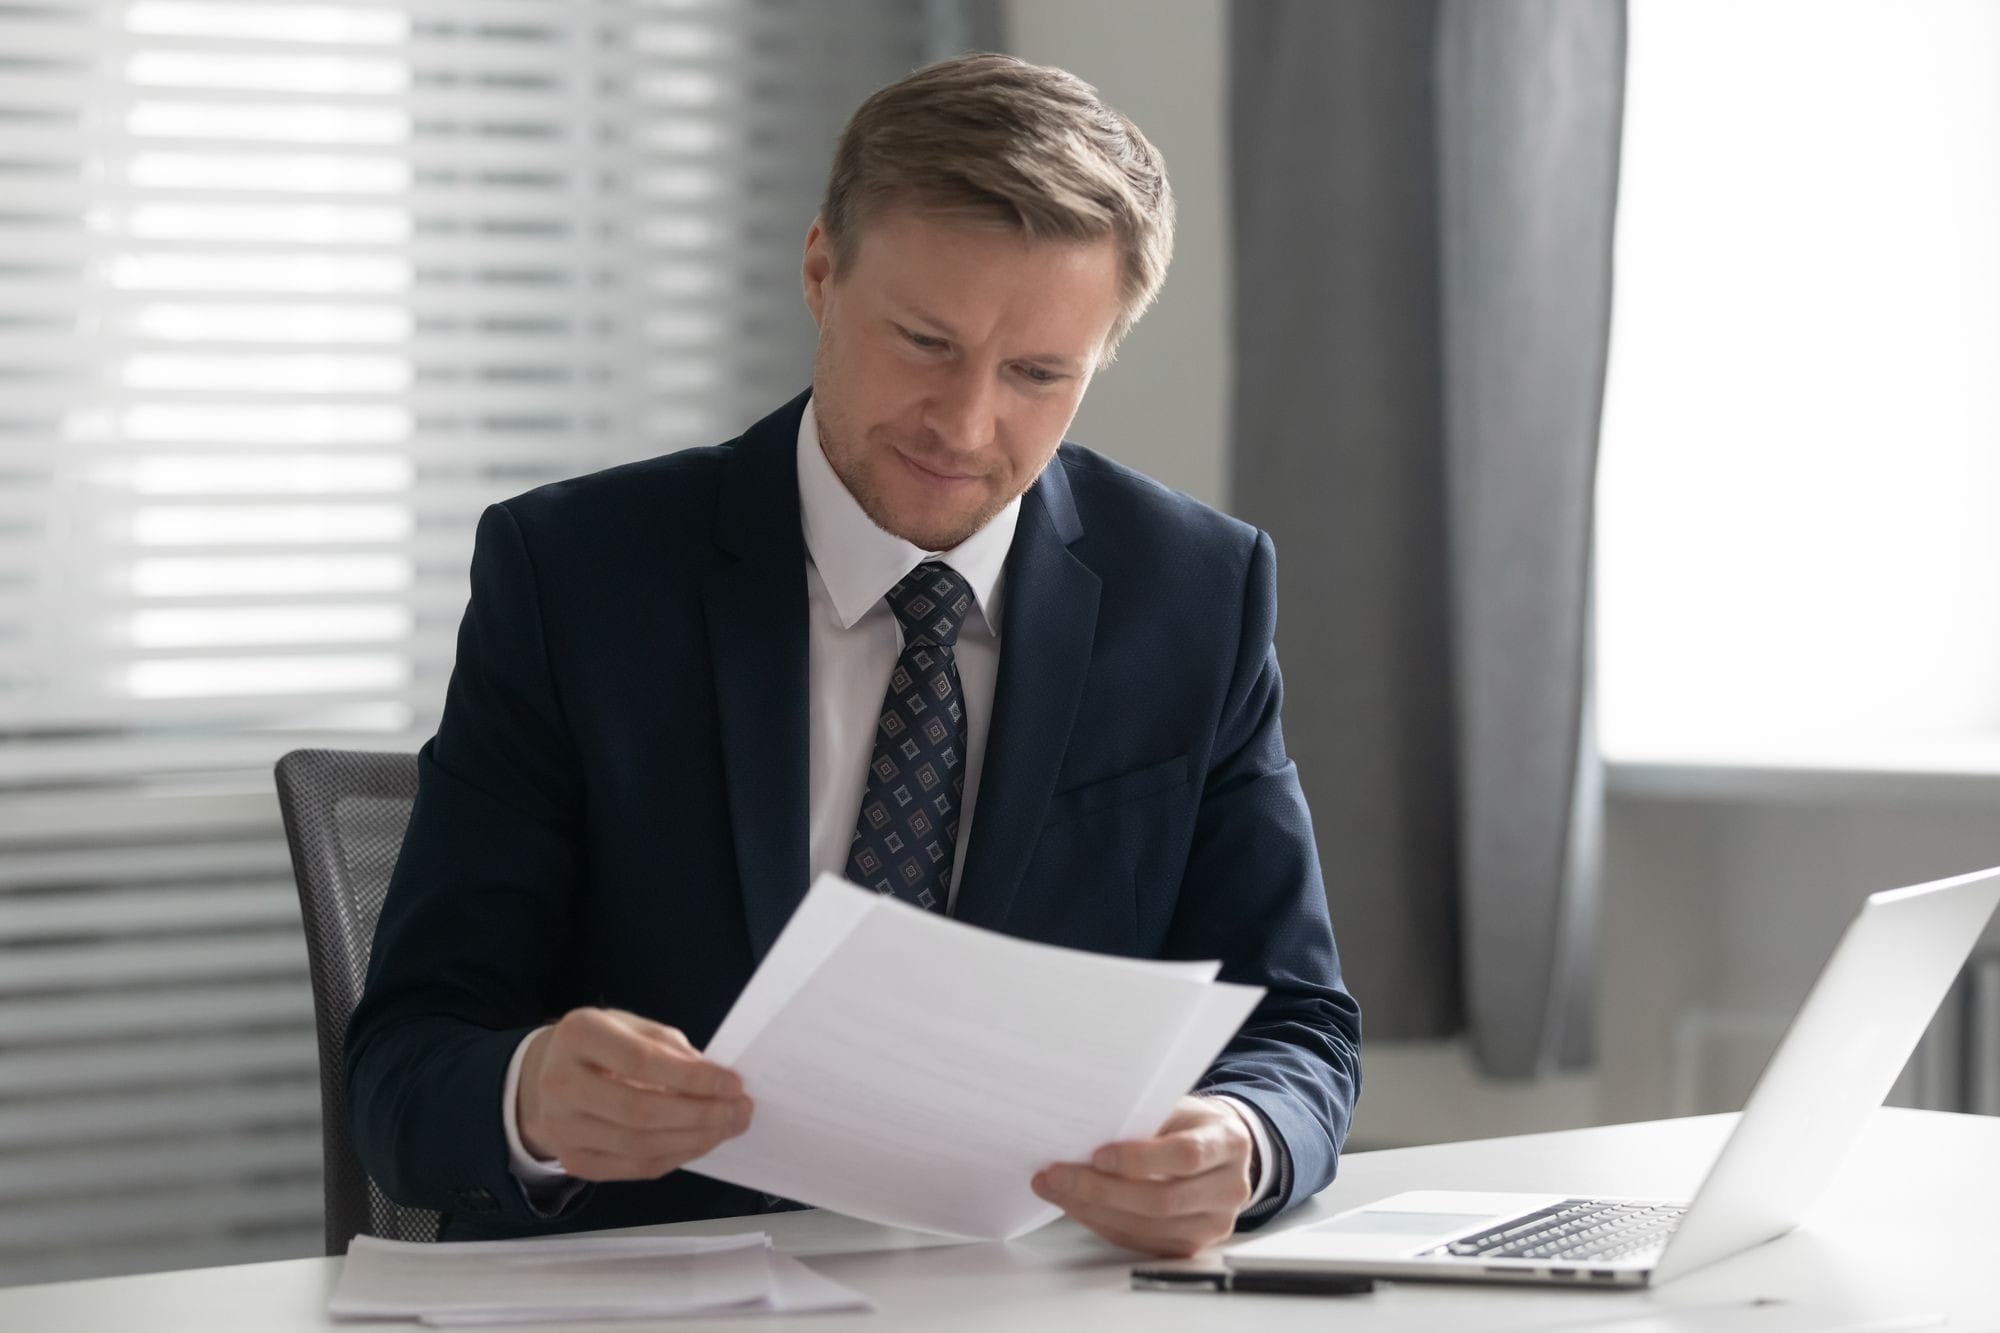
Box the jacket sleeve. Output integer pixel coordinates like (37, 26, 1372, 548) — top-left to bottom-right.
(1177, 528, 1363, 1225)
(344, 501, 598, 1227)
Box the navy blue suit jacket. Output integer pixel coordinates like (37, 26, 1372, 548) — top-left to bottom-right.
(346, 391, 1361, 1239)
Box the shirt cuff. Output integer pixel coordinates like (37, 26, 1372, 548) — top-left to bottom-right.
(1208, 1094, 1278, 1210)
(503, 1027, 585, 1212)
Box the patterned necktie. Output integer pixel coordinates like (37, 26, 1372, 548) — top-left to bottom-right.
(846, 561, 973, 913)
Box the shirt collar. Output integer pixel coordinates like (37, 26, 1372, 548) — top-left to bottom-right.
(797, 398, 1017, 636)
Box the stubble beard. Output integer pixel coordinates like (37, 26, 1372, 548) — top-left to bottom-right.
(813, 395, 1019, 555)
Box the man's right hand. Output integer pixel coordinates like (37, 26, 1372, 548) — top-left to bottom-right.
(516, 1007, 753, 1181)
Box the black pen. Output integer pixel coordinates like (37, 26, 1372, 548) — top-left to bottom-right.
(1130, 1264, 1376, 1296)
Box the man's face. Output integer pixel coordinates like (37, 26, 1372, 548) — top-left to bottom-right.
(802, 207, 1123, 552)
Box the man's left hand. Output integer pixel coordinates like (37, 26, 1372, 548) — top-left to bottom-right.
(1030, 1095, 1256, 1257)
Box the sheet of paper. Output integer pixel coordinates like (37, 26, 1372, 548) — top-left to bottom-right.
(330, 1232, 774, 1322)
(689, 874, 1264, 1240)
(1111, 978, 1264, 1146)
(416, 1250, 873, 1325)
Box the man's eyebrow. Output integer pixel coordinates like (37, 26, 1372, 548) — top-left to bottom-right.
(896, 302, 1088, 371)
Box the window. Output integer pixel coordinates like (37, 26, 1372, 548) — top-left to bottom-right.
(1597, 0, 2000, 771)
(0, 0, 950, 1285)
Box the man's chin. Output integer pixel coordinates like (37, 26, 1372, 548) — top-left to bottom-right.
(847, 477, 980, 551)
(882, 516, 983, 553)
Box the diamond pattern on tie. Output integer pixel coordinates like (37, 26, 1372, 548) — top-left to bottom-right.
(847, 561, 973, 913)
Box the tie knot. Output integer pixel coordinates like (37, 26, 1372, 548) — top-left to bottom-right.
(886, 561, 973, 649)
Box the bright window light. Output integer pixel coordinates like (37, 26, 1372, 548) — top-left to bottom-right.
(126, 52, 409, 96)
(130, 504, 413, 545)
(129, 102, 411, 145)
(638, 70, 724, 107)
(129, 204, 412, 245)
(122, 354, 412, 393)
(127, 605, 412, 648)
(131, 304, 412, 344)
(644, 121, 725, 155)
(109, 254, 411, 294)
(127, 153, 410, 194)
(111, 455, 414, 496)
(1597, 0, 2000, 766)
(130, 555, 413, 597)
(125, 3, 410, 45)
(123, 404, 411, 445)
(123, 654, 410, 699)
(635, 23, 727, 59)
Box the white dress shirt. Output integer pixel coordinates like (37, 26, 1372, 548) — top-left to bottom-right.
(501, 401, 1272, 1212)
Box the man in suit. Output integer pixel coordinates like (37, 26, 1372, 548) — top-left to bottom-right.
(348, 52, 1361, 1260)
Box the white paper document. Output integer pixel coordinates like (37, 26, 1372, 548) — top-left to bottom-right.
(686, 874, 1265, 1240)
(328, 1231, 870, 1325)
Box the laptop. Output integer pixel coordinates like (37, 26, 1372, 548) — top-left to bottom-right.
(1227, 864, 2000, 1289)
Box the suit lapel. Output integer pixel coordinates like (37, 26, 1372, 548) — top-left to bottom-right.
(953, 454, 1100, 933)
(705, 393, 813, 962)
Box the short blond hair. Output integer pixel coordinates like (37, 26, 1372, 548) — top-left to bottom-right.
(820, 52, 1175, 356)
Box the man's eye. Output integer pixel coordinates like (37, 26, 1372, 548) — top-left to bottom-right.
(905, 330, 946, 350)
(1018, 365, 1061, 386)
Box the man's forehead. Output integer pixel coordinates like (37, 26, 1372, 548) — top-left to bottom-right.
(848, 212, 1120, 355)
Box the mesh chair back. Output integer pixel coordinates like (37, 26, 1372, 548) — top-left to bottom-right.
(275, 748, 443, 1254)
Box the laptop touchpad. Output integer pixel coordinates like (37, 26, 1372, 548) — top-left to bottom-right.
(1283, 1191, 1571, 1259)
(1317, 1210, 1497, 1237)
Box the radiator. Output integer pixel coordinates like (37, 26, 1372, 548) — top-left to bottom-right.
(1902, 950, 2000, 1115)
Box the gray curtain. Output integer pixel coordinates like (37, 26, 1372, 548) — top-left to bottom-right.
(1229, 0, 1624, 1077)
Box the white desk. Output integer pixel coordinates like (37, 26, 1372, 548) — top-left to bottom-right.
(3, 1108, 1995, 1331)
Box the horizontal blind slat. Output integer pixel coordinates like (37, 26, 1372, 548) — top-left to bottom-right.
(0, 1179, 324, 1252)
(0, 933, 308, 995)
(0, 837, 294, 888)
(0, 979, 316, 1043)
(0, 1079, 319, 1148)
(0, 881, 302, 941)
(4, 1126, 323, 1199)
(0, 1028, 317, 1093)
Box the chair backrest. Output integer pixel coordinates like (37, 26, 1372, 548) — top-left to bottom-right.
(274, 747, 442, 1255)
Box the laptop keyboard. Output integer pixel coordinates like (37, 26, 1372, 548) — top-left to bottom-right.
(1424, 1199, 1687, 1264)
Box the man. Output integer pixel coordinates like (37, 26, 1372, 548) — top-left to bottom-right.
(348, 52, 1361, 1260)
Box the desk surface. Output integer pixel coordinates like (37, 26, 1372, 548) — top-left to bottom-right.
(3, 1108, 1994, 1332)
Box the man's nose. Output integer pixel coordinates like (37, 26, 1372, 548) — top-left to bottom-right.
(921, 366, 998, 455)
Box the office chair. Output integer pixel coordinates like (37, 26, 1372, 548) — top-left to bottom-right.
(275, 747, 442, 1255)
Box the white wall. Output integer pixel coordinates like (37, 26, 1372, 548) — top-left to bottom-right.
(1003, 0, 1232, 508)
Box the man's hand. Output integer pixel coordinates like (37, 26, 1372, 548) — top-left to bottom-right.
(517, 1007, 752, 1181)
(1030, 1095, 1256, 1257)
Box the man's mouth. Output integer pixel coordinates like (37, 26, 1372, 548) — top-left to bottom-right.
(897, 450, 982, 484)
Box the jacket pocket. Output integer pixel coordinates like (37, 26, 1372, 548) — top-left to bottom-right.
(1041, 753, 1191, 828)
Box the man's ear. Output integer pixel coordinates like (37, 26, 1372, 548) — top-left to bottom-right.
(802, 218, 834, 328)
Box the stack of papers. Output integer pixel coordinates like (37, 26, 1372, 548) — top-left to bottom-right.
(686, 873, 1265, 1239)
(328, 1232, 869, 1325)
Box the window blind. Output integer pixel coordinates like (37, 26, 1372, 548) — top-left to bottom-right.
(0, 0, 956, 1285)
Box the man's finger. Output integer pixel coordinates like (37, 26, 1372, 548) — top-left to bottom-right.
(1089, 1122, 1234, 1179)
(575, 1075, 752, 1133)
(1045, 1192, 1218, 1258)
(1036, 1161, 1246, 1218)
(564, 1112, 750, 1164)
(558, 1012, 741, 1097)
(606, 1009, 700, 1055)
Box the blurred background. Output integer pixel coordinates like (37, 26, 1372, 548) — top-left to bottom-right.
(1, 0, 1996, 1289)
